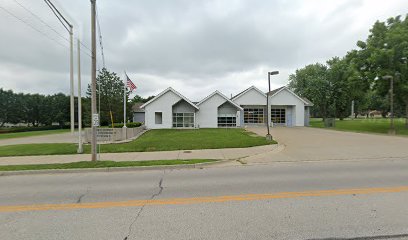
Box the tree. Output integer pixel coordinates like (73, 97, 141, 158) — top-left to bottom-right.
(357, 15, 408, 126)
(130, 95, 155, 104)
(86, 68, 130, 126)
(0, 89, 20, 126)
(290, 14, 408, 125)
(289, 63, 333, 119)
(50, 93, 70, 126)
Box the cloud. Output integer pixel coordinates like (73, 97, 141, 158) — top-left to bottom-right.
(0, 0, 407, 100)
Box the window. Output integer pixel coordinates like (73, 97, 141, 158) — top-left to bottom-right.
(244, 107, 265, 124)
(155, 112, 162, 124)
(172, 112, 194, 128)
(271, 108, 285, 124)
(218, 114, 236, 127)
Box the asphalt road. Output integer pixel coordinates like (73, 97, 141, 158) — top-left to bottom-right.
(1, 158, 408, 240)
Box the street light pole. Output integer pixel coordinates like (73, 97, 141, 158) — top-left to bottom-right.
(77, 39, 83, 154)
(91, 0, 97, 161)
(69, 26, 75, 134)
(266, 71, 279, 141)
(44, 0, 75, 134)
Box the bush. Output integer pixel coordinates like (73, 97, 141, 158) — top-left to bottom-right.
(127, 122, 143, 128)
(0, 125, 69, 134)
(110, 122, 142, 128)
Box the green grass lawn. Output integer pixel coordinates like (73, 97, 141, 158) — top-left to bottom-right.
(310, 118, 408, 135)
(0, 159, 216, 171)
(0, 129, 69, 140)
(0, 128, 274, 157)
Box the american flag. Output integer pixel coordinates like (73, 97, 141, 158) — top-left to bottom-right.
(125, 73, 137, 92)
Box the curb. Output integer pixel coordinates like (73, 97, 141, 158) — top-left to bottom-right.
(239, 143, 286, 163)
(0, 159, 232, 177)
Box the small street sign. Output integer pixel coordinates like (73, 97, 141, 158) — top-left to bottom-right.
(92, 114, 99, 127)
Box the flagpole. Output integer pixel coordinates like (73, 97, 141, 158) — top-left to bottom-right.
(123, 71, 127, 128)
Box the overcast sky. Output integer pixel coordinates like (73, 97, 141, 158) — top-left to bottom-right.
(0, 0, 407, 101)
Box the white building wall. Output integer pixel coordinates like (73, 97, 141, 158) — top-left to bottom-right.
(233, 88, 266, 106)
(144, 91, 182, 129)
(269, 89, 305, 126)
(218, 102, 237, 115)
(197, 94, 227, 128)
(173, 100, 196, 113)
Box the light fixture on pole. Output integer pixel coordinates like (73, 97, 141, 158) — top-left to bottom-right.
(44, 0, 75, 134)
(266, 71, 279, 141)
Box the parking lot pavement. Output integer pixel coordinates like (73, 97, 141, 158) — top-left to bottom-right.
(244, 127, 408, 163)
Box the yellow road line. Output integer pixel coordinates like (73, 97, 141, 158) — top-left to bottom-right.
(1, 186, 408, 213)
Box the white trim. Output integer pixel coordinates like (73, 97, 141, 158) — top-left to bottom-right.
(269, 86, 309, 105)
(198, 91, 244, 111)
(232, 86, 266, 101)
(140, 87, 199, 110)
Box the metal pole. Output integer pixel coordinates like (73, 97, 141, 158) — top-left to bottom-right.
(265, 72, 272, 141)
(123, 73, 127, 127)
(390, 77, 394, 132)
(69, 26, 75, 134)
(351, 100, 355, 119)
(265, 71, 279, 140)
(77, 39, 83, 153)
(91, 0, 97, 161)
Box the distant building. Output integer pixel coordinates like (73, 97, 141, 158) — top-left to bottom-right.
(140, 86, 313, 129)
(132, 102, 145, 123)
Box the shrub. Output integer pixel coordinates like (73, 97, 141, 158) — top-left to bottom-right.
(111, 122, 142, 128)
(0, 125, 69, 134)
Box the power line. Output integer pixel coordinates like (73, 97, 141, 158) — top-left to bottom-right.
(12, 0, 70, 44)
(78, 39, 92, 54)
(0, 5, 69, 49)
(79, 47, 92, 58)
(44, 0, 71, 33)
(12, 0, 92, 60)
(96, 3, 106, 69)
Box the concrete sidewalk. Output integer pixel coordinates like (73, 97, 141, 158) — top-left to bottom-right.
(0, 144, 279, 166)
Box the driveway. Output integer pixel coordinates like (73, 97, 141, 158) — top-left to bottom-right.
(0, 132, 78, 146)
(245, 127, 408, 163)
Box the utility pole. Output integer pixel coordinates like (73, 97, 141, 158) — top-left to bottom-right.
(91, 0, 97, 161)
(77, 39, 83, 153)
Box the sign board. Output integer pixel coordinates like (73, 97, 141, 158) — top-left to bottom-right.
(96, 128, 114, 142)
(92, 114, 100, 127)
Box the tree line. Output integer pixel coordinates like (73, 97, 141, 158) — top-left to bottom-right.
(1, 68, 154, 128)
(289, 14, 408, 126)
(0, 89, 70, 127)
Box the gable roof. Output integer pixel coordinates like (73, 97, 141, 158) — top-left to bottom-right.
(267, 86, 312, 106)
(267, 86, 285, 96)
(301, 97, 314, 106)
(231, 85, 266, 101)
(140, 87, 199, 110)
(198, 90, 243, 110)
